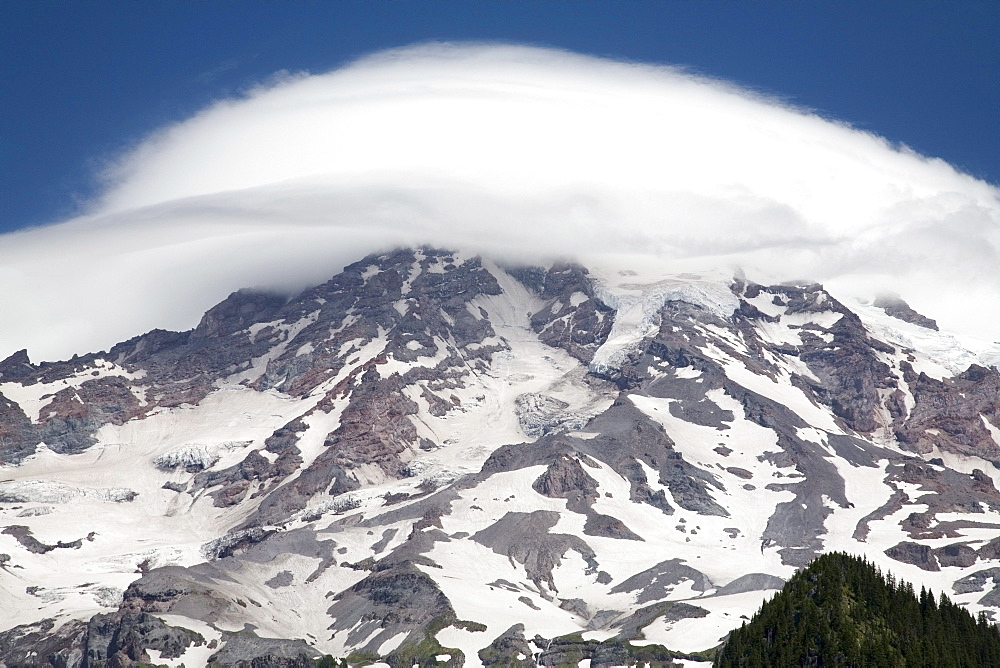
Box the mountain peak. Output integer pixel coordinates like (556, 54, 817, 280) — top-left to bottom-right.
(3, 247, 1000, 665)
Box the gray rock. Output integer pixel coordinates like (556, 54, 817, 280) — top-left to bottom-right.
(874, 294, 939, 331)
(613, 601, 709, 641)
(208, 627, 318, 667)
(265, 571, 294, 589)
(479, 624, 534, 667)
(609, 559, 712, 604)
(84, 611, 205, 665)
(508, 262, 614, 365)
(472, 511, 599, 591)
(885, 541, 940, 571)
(935, 542, 978, 568)
(326, 561, 454, 655)
(713, 573, 786, 596)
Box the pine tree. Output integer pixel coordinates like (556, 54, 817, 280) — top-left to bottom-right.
(715, 552, 1000, 667)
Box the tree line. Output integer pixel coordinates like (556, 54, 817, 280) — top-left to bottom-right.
(715, 552, 1000, 667)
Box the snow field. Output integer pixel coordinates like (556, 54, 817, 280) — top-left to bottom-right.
(419, 468, 598, 651)
(715, 355, 842, 433)
(0, 385, 318, 630)
(11, 260, 1000, 661)
(195, 553, 368, 653)
(635, 590, 779, 653)
(382, 262, 613, 468)
(409, 446, 793, 656)
(924, 442, 1000, 493)
(627, 392, 796, 581)
(434, 626, 492, 668)
(851, 483, 984, 600)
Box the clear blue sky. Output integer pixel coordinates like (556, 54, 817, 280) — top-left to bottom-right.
(2, 0, 998, 234)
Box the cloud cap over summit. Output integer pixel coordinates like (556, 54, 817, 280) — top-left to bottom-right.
(2, 43, 999, 361)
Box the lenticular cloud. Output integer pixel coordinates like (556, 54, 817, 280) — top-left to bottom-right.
(2, 43, 999, 361)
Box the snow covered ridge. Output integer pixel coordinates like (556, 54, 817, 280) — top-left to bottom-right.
(5, 247, 1000, 666)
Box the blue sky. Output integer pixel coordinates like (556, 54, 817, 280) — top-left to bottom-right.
(2, 1, 998, 234)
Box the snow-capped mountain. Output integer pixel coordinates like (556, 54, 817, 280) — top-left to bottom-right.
(4, 247, 1000, 667)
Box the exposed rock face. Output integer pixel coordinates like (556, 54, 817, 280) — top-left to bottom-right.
(38, 377, 145, 454)
(479, 624, 534, 667)
(120, 567, 223, 617)
(207, 628, 318, 667)
(896, 364, 1000, 459)
(84, 612, 205, 666)
(532, 455, 599, 511)
(482, 397, 726, 536)
(0, 613, 203, 668)
(7, 247, 1000, 666)
(874, 294, 939, 330)
(713, 573, 786, 596)
(935, 542, 978, 568)
(509, 262, 614, 364)
(531, 601, 709, 668)
(609, 560, 712, 604)
(732, 280, 897, 434)
(1, 525, 83, 554)
(954, 568, 1000, 607)
(326, 562, 456, 655)
(886, 460, 1000, 539)
(885, 541, 940, 571)
(0, 349, 36, 382)
(0, 391, 40, 463)
(472, 511, 598, 591)
(190, 289, 288, 342)
(0, 619, 87, 668)
(612, 601, 709, 643)
(580, 399, 728, 518)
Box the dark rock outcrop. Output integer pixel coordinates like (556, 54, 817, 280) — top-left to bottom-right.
(83, 612, 205, 667)
(885, 541, 940, 571)
(874, 294, 939, 331)
(326, 561, 455, 655)
(479, 624, 534, 667)
(896, 364, 1000, 459)
(207, 628, 318, 667)
(472, 511, 599, 591)
(0, 391, 41, 464)
(509, 262, 614, 364)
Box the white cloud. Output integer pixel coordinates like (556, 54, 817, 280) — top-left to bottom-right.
(2, 43, 999, 362)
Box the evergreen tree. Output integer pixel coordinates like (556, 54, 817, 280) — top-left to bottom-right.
(715, 552, 1000, 667)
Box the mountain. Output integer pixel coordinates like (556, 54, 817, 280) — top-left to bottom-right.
(716, 552, 1000, 667)
(3, 247, 1000, 667)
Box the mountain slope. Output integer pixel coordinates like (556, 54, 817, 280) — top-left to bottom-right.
(3, 247, 1000, 666)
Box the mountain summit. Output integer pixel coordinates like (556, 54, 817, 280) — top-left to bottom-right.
(3, 247, 1000, 666)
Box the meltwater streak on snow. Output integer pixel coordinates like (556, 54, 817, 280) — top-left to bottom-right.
(2, 43, 1000, 362)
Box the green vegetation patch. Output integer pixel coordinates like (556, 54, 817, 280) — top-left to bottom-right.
(384, 614, 465, 668)
(715, 551, 1000, 667)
